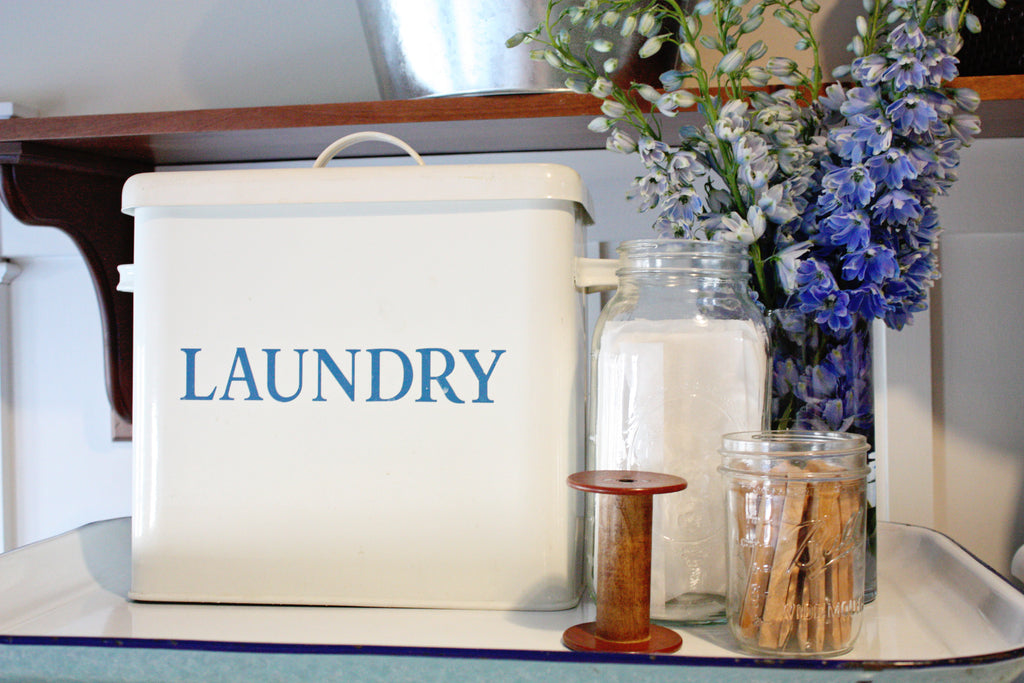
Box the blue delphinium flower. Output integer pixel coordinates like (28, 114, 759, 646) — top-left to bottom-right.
(842, 246, 900, 284)
(866, 148, 918, 188)
(819, 210, 871, 251)
(823, 163, 876, 207)
(883, 54, 931, 91)
(872, 189, 923, 225)
(800, 5, 981, 340)
(886, 93, 939, 134)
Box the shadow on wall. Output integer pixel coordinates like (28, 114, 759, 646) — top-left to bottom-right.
(181, 0, 380, 108)
(817, 1, 862, 79)
(931, 233, 1024, 581)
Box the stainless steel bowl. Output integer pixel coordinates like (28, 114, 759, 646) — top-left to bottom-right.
(356, 0, 678, 99)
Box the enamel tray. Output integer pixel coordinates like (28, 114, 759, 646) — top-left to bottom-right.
(0, 518, 1022, 682)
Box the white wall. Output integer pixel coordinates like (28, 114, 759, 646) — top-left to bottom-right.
(0, 206, 132, 550)
(0, 0, 378, 115)
(0, 1, 1022, 585)
(931, 139, 1024, 578)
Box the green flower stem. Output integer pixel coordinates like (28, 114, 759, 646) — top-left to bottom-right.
(750, 241, 771, 308)
(863, 0, 887, 52)
(676, 7, 713, 102)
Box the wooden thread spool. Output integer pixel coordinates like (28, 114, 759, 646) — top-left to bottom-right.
(562, 470, 687, 654)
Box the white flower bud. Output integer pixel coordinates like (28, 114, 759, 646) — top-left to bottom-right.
(740, 15, 764, 34)
(620, 14, 637, 36)
(942, 8, 958, 32)
(601, 10, 621, 27)
(747, 66, 771, 86)
(505, 32, 528, 49)
(767, 57, 798, 77)
(655, 94, 679, 117)
(587, 116, 612, 132)
(695, 0, 715, 16)
(591, 38, 614, 53)
(591, 77, 614, 98)
(679, 42, 699, 67)
(638, 12, 658, 36)
(747, 205, 766, 241)
(636, 84, 661, 102)
(953, 88, 981, 111)
(831, 64, 851, 78)
(639, 35, 667, 58)
(669, 89, 697, 108)
(774, 8, 797, 29)
(606, 129, 637, 154)
(856, 16, 868, 36)
(603, 58, 619, 73)
(716, 49, 745, 75)
(565, 77, 591, 94)
(601, 99, 627, 118)
(543, 50, 563, 69)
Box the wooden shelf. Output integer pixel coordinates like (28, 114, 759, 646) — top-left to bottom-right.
(0, 92, 607, 167)
(0, 75, 1020, 426)
(1, 75, 1021, 167)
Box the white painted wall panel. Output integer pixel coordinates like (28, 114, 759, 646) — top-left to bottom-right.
(934, 232, 1024, 576)
(0, 206, 132, 549)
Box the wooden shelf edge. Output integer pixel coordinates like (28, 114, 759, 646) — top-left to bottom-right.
(950, 74, 1024, 100)
(0, 75, 1020, 165)
(0, 93, 601, 147)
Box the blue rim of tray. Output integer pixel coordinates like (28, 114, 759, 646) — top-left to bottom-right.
(2, 633, 1022, 673)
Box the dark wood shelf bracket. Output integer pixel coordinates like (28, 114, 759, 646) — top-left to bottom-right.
(0, 142, 151, 424)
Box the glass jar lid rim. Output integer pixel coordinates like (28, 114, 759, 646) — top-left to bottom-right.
(717, 462, 871, 480)
(617, 238, 748, 256)
(720, 430, 869, 455)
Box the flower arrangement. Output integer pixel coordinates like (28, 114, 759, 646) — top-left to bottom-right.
(508, 0, 1002, 433)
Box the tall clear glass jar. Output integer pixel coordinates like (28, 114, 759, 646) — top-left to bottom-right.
(588, 239, 769, 624)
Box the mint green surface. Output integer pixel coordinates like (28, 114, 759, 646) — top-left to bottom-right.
(2, 643, 1023, 682)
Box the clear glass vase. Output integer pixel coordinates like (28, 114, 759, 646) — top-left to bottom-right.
(587, 239, 769, 624)
(768, 309, 877, 602)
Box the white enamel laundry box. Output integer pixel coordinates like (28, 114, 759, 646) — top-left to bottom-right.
(120, 136, 595, 610)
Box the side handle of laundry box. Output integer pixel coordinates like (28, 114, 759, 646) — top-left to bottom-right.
(117, 264, 135, 293)
(313, 132, 426, 167)
(574, 257, 619, 291)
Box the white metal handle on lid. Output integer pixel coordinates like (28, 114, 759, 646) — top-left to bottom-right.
(313, 132, 426, 168)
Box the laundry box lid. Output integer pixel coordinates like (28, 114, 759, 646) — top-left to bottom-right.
(122, 162, 594, 222)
